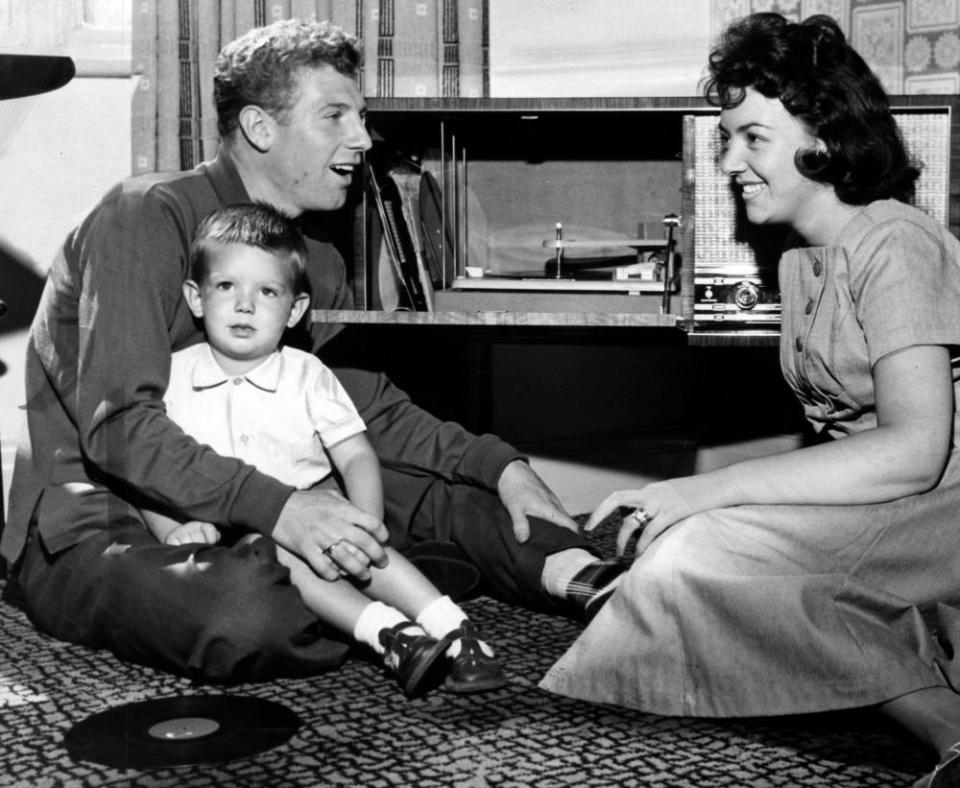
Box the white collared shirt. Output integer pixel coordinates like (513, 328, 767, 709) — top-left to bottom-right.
(164, 343, 366, 489)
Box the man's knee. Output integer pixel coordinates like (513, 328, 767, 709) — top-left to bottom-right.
(171, 540, 346, 681)
(420, 484, 577, 607)
(28, 536, 342, 682)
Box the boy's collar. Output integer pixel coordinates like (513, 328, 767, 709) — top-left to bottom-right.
(190, 344, 283, 392)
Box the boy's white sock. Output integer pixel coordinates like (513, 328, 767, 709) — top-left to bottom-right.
(540, 548, 597, 597)
(417, 595, 495, 659)
(353, 601, 411, 655)
(415, 595, 466, 640)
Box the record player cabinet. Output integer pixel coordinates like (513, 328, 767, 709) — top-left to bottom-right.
(315, 95, 960, 345)
(311, 96, 958, 445)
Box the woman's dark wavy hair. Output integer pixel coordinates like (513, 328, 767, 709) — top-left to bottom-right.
(702, 13, 919, 205)
(214, 18, 362, 140)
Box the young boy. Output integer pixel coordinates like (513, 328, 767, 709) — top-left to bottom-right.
(141, 203, 506, 696)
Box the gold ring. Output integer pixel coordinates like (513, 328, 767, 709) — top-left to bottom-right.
(322, 540, 342, 556)
(629, 507, 652, 526)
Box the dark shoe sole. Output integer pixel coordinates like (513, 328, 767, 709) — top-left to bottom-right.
(444, 673, 508, 694)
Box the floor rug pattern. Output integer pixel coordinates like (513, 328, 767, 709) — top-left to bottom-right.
(0, 519, 934, 787)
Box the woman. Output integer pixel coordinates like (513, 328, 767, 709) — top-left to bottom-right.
(539, 13, 960, 787)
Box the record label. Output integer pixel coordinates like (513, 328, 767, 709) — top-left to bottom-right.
(147, 716, 220, 740)
(64, 695, 301, 769)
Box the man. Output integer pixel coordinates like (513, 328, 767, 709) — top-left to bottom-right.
(1, 19, 622, 681)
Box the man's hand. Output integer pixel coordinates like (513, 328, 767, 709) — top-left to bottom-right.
(496, 460, 578, 543)
(271, 488, 390, 582)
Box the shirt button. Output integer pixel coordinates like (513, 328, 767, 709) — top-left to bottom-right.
(795, 336, 804, 352)
(240, 434, 249, 445)
(805, 298, 814, 315)
(233, 377, 243, 386)
(812, 260, 822, 277)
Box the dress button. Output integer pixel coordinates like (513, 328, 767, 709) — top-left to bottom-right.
(795, 336, 804, 352)
(805, 298, 814, 315)
(233, 377, 243, 386)
(812, 260, 822, 277)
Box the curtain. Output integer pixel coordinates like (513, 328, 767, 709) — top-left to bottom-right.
(131, 0, 489, 175)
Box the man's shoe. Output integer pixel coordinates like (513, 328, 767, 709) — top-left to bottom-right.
(566, 559, 627, 622)
(913, 741, 960, 788)
(444, 621, 508, 694)
(379, 622, 449, 697)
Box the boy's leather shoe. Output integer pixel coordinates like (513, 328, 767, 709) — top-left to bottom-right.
(444, 621, 507, 694)
(379, 622, 449, 697)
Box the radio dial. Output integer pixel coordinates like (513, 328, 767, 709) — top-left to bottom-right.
(733, 281, 760, 310)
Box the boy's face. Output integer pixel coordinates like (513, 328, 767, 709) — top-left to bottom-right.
(183, 241, 308, 374)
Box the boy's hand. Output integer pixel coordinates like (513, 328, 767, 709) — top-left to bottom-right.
(164, 520, 222, 546)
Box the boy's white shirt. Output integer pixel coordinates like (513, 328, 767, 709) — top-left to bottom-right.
(164, 343, 367, 490)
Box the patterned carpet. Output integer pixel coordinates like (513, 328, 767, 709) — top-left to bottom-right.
(0, 520, 934, 787)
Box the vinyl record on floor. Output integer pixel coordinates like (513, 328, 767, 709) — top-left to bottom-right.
(63, 695, 301, 769)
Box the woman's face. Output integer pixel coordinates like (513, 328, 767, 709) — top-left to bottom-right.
(719, 87, 832, 237)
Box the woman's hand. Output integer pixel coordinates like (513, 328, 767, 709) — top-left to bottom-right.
(585, 480, 697, 557)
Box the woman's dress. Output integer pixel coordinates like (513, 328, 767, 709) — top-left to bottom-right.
(539, 200, 960, 716)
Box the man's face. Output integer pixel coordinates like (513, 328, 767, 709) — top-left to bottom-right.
(264, 65, 372, 215)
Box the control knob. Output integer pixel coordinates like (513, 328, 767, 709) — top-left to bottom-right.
(733, 281, 760, 310)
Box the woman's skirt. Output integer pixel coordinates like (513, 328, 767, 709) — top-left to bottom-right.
(540, 485, 960, 717)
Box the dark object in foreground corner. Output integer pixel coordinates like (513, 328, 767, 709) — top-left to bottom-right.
(0, 53, 74, 327)
(0, 53, 75, 100)
(0, 52, 76, 565)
